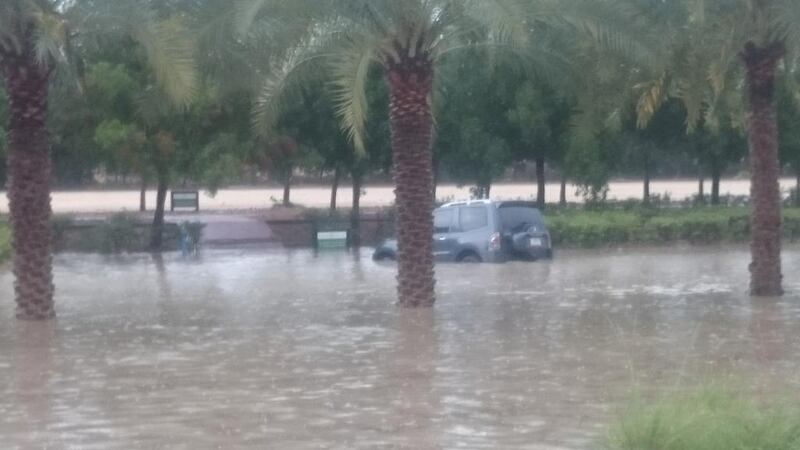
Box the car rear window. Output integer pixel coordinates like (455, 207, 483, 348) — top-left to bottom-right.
(499, 206, 544, 232)
(458, 207, 488, 232)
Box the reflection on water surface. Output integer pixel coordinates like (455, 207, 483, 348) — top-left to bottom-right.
(2, 246, 799, 449)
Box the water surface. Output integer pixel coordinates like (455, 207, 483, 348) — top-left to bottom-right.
(2, 246, 800, 449)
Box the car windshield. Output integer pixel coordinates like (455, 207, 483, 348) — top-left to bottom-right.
(499, 206, 544, 233)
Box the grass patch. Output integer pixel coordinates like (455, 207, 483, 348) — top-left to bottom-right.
(603, 386, 800, 450)
(0, 221, 9, 263)
(546, 207, 800, 247)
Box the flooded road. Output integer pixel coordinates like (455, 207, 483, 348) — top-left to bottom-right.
(2, 247, 800, 449)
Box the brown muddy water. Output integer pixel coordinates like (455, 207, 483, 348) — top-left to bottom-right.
(2, 246, 800, 449)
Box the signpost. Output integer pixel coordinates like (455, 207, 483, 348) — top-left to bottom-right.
(171, 190, 200, 212)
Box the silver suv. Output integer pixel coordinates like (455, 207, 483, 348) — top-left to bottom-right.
(373, 200, 552, 263)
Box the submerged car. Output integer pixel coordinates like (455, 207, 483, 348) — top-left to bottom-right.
(373, 200, 552, 263)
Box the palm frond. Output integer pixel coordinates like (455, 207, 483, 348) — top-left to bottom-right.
(132, 16, 197, 107)
(235, 0, 273, 36)
(464, 0, 532, 48)
(30, 7, 67, 66)
(251, 43, 327, 137)
(635, 73, 669, 129)
(547, 0, 666, 70)
(331, 37, 376, 155)
(774, 0, 800, 59)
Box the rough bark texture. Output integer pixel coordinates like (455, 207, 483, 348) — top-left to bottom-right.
(560, 174, 567, 206)
(742, 41, 784, 297)
(330, 167, 340, 211)
(386, 55, 436, 308)
(350, 173, 362, 248)
(150, 178, 168, 251)
(535, 157, 546, 208)
(3, 52, 55, 320)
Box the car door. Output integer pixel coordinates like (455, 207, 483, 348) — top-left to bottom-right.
(433, 208, 459, 261)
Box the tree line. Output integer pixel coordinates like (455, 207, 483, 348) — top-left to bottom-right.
(2, 0, 799, 319)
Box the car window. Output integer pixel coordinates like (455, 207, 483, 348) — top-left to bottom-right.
(458, 207, 489, 232)
(499, 206, 544, 232)
(433, 209, 453, 233)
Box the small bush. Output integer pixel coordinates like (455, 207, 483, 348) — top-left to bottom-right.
(0, 221, 10, 263)
(603, 386, 800, 450)
(98, 213, 141, 254)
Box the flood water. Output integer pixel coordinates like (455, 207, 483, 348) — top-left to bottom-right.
(2, 247, 800, 449)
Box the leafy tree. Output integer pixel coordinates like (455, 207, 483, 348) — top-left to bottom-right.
(436, 53, 515, 199)
(0, 88, 6, 186)
(778, 80, 800, 206)
(692, 124, 747, 205)
(506, 80, 573, 207)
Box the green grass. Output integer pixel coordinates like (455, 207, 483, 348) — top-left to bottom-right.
(603, 386, 800, 450)
(0, 221, 9, 263)
(546, 207, 800, 247)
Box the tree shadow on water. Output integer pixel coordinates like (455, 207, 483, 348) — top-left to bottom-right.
(11, 321, 57, 446)
(386, 308, 442, 448)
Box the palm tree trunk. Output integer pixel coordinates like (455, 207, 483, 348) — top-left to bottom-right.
(386, 58, 436, 307)
(560, 174, 567, 207)
(330, 166, 340, 212)
(742, 41, 784, 296)
(535, 157, 546, 208)
(350, 173, 362, 248)
(150, 177, 168, 251)
(3, 54, 55, 320)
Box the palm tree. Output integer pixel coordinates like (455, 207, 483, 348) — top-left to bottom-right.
(634, 0, 799, 296)
(0, 1, 195, 319)
(241, 0, 643, 307)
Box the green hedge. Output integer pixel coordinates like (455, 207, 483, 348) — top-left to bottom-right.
(546, 207, 800, 247)
(0, 222, 9, 263)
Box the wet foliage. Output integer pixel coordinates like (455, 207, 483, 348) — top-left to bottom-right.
(51, 214, 182, 254)
(0, 221, 9, 263)
(547, 207, 800, 247)
(604, 386, 800, 450)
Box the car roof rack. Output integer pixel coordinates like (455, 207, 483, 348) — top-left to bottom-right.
(440, 199, 493, 208)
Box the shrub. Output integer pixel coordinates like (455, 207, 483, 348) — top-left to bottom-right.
(98, 213, 141, 254)
(547, 212, 641, 247)
(0, 221, 10, 263)
(546, 207, 800, 247)
(603, 386, 800, 450)
(784, 209, 800, 241)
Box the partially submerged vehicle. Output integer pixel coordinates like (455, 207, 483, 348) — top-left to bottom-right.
(373, 200, 552, 263)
